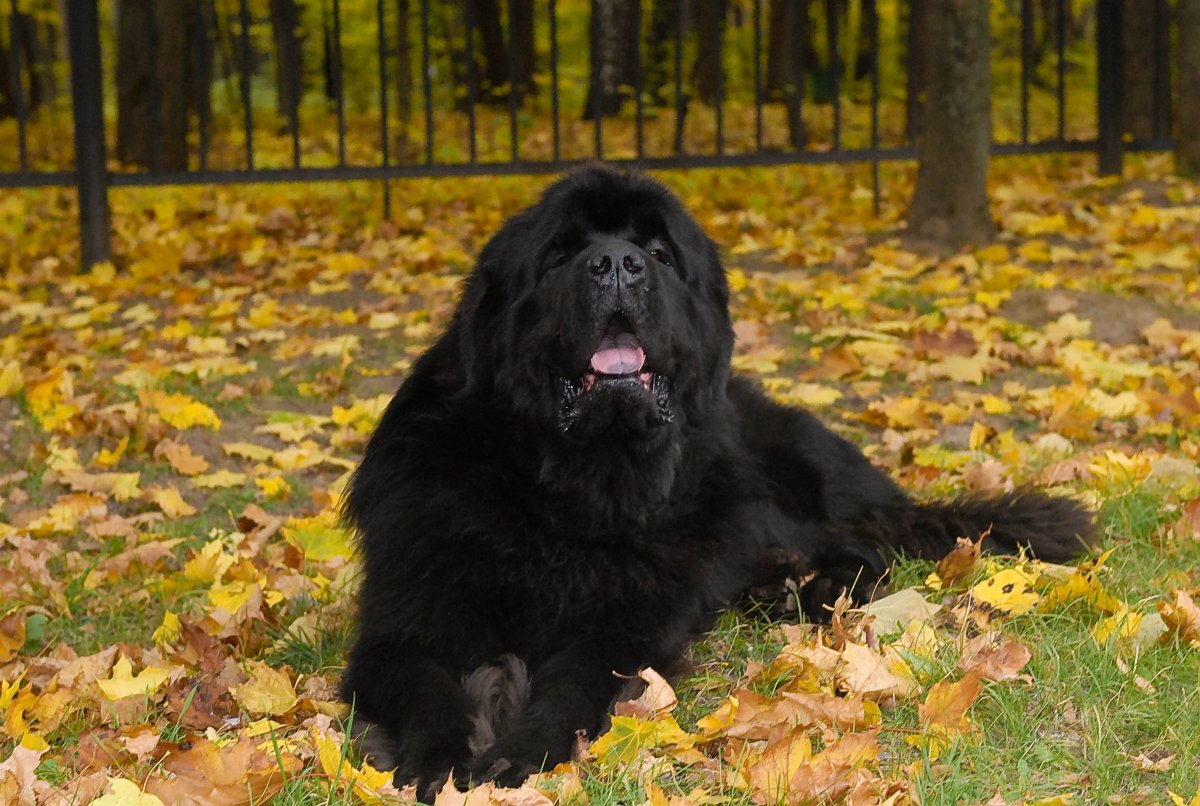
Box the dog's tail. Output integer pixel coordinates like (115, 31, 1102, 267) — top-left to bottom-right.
(856, 490, 1097, 564)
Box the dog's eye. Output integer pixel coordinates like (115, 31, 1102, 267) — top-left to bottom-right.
(546, 250, 569, 269)
(649, 248, 673, 266)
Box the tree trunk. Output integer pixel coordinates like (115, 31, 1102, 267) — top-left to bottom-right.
(583, 0, 639, 119)
(907, 0, 994, 246)
(395, 0, 413, 155)
(270, 0, 304, 120)
(117, 0, 198, 170)
(468, 0, 508, 103)
(765, 0, 808, 148)
(691, 0, 722, 105)
(1178, 0, 1200, 177)
(509, 0, 536, 101)
(1120, 0, 1156, 140)
(643, 0, 675, 106)
(903, 0, 926, 143)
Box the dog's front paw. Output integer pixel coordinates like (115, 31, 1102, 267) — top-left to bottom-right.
(469, 748, 544, 789)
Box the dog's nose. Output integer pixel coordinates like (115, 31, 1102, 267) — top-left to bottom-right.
(587, 242, 647, 286)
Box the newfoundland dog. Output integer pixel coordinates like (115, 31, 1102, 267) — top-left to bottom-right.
(341, 167, 1093, 795)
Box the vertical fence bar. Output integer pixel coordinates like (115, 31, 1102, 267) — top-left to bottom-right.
(1020, 0, 1031, 143)
(634, 0, 644, 160)
(7, 0, 28, 171)
(673, 0, 684, 154)
(196, 0, 212, 171)
(66, 0, 110, 268)
(714, 0, 724, 155)
(332, 0, 347, 165)
(867, 0, 879, 215)
(465, 0, 478, 162)
(1056, 0, 1065, 141)
(590, 5, 602, 159)
(826, 0, 840, 150)
(148, 4, 163, 170)
(1096, 0, 1122, 174)
(237, 0, 255, 169)
(288, 0, 302, 167)
(549, 0, 560, 161)
(507, 0, 519, 162)
(377, 0, 391, 216)
(420, 0, 432, 164)
(752, 0, 762, 152)
(1152, 0, 1170, 140)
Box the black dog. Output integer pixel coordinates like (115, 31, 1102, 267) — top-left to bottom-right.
(340, 168, 1093, 795)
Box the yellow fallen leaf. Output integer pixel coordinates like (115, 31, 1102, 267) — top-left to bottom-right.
(1158, 590, 1200, 646)
(152, 611, 181, 648)
(315, 730, 401, 803)
(184, 539, 235, 583)
(1092, 606, 1143, 645)
(231, 660, 299, 716)
(970, 567, 1040, 618)
(0, 360, 22, 397)
(283, 511, 355, 562)
(96, 655, 171, 700)
(148, 486, 197, 518)
(256, 476, 292, 499)
(141, 390, 221, 430)
(93, 778, 166, 806)
(223, 441, 275, 462)
(192, 470, 248, 488)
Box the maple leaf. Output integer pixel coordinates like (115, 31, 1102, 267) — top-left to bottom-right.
(969, 567, 1040, 619)
(92, 778, 166, 806)
(140, 389, 222, 430)
(588, 715, 698, 768)
(230, 660, 299, 716)
(96, 655, 172, 700)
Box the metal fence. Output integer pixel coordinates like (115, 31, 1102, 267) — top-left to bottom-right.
(0, 0, 1178, 267)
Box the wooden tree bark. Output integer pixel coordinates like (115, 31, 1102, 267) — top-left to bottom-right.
(643, 0, 675, 105)
(468, 0, 508, 103)
(583, 0, 639, 119)
(270, 0, 304, 119)
(907, 0, 994, 246)
(1178, 0, 1200, 177)
(394, 0, 413, 155)
(509, 0, 536, 101)
(766, 0, 810, 148)
(692, 0, 723, 105)
(116, 0, 196, 170)
(1120, 0, 1156, 140)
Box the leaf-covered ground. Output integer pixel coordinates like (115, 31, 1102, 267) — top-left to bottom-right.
(1, 155, 1199, 805)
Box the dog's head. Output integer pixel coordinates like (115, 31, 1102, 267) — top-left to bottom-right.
(456, 168, 734, 443)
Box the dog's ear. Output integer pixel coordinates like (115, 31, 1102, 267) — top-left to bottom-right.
(454, 209, 535, 395)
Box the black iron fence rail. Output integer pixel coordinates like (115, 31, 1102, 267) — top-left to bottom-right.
(0, 0, 1177, 267)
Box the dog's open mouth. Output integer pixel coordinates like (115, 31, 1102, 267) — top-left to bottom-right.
(586, 315, 653, 392)
(557, 314, 673, 432)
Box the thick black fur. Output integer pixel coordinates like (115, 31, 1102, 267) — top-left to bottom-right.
(340, 168, 1094, 796)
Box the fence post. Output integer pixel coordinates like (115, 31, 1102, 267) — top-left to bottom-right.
(66, 0, 111, 269)
(1096, 0, 1123, 175)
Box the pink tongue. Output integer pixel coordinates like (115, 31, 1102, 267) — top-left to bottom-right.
(590, 332, 646, 375)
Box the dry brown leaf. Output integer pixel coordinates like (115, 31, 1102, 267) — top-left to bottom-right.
(746, 729, 812, 804)
(919, 669, 983, 734)
(142, 735, 300, 806)
(785, 730, 882, 804)
(154, 438, 210, 476)
(836, 642, 918, 701)
(958, 634, 1033, 682)
(724, 688, 879, 739)
(613, 667, 678, 719)
(936, 535, 983, 587)
(1158, 590, 1200, 646)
